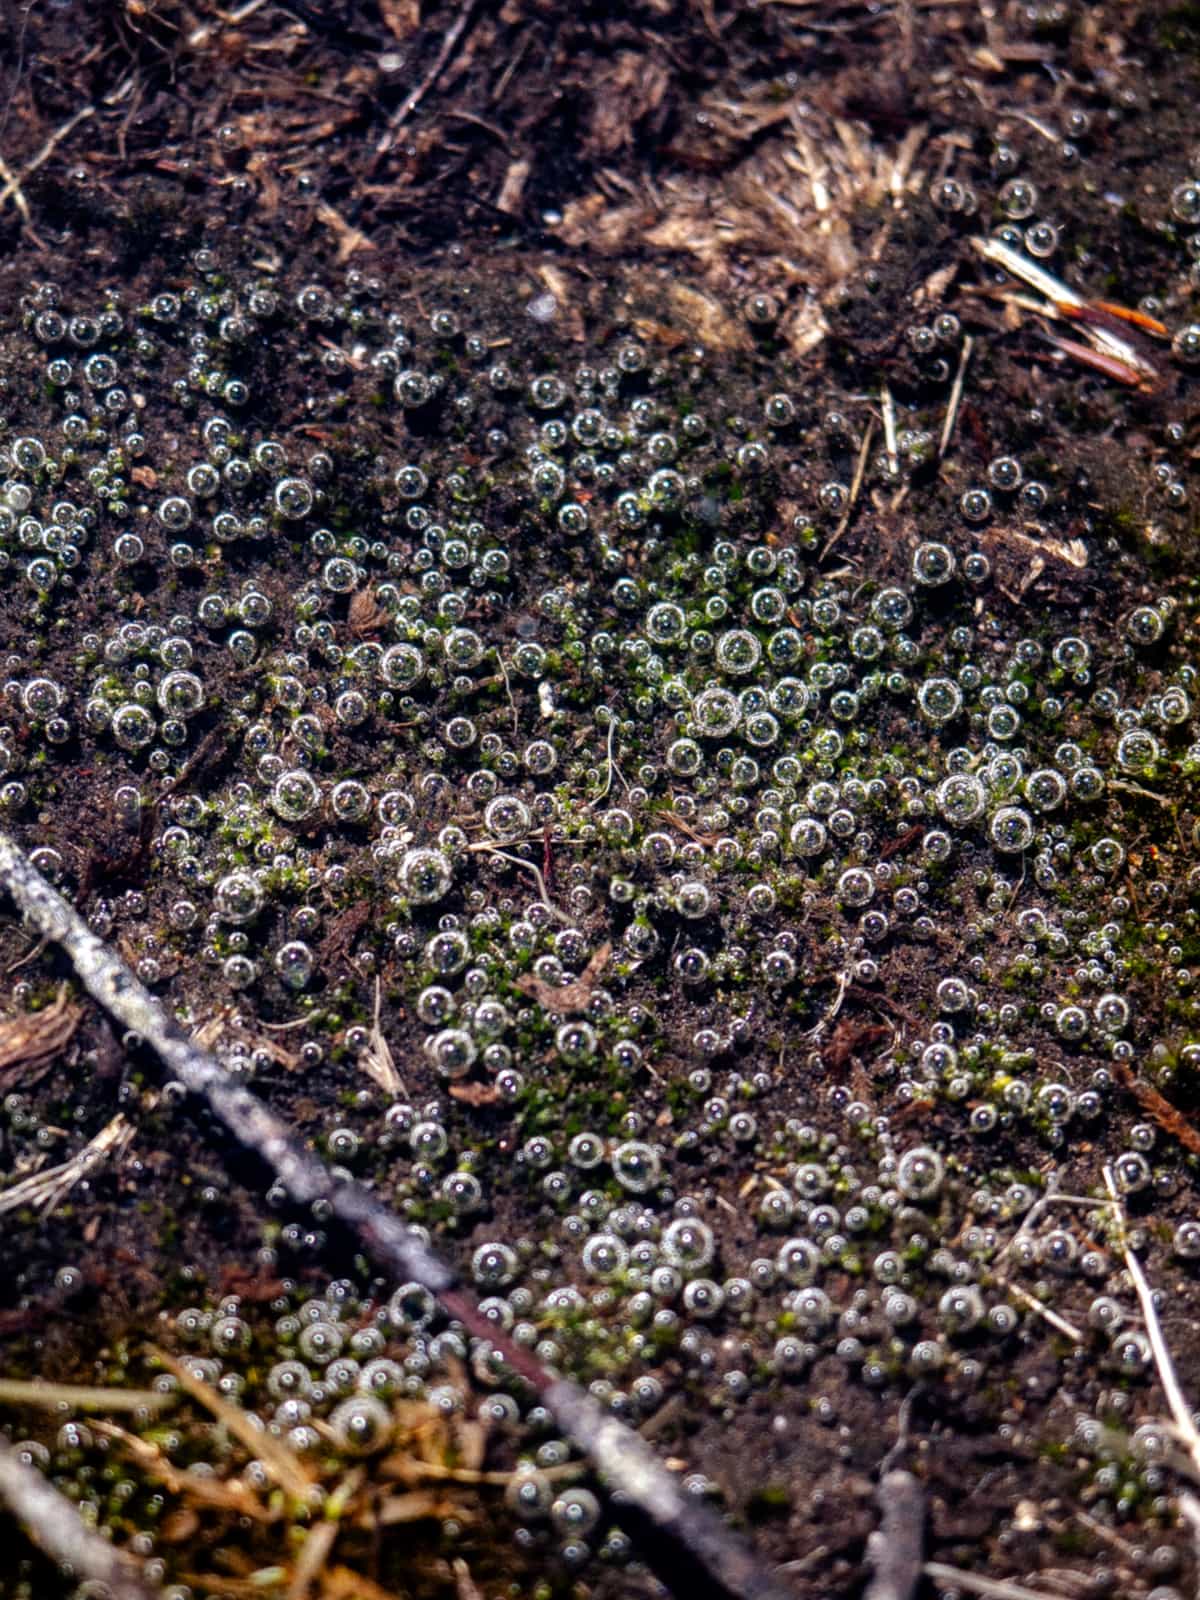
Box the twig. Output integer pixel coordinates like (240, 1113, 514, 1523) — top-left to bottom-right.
(472, 845, 574, 924)
(494, 650, 519, 734)
(375, 0, 480, 155)
(821, 417, 874, 560)
(991, 1276, 1082, 1344)
(865, 1470, 924, 1600)
(187, 0, 269, 47)
(924, 1564, 1065, 1600)
(0, 105, 95, 215)
(361, 975, 405, 1099)
(0, 1379, 173, 1413)
(0, 1436, 159, 1600)
(0, 828, 792, 1600)
(939, 333, 974, 457)
(1111, 1058, 1200, 1160)
(880, 382, 899, 480)
(1103, 1165, 1200, 1478)
(969, 235, 1158, 389)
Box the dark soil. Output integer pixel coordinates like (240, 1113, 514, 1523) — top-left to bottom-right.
(1, 3, 1200, 1599)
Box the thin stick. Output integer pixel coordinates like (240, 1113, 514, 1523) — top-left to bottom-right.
(0, 829, 791, 1600)
(375, 0, 480, 155)
(880, 383, 899, 480)
(939, 333, 973, 458)
(0, 105, 95, 213)
(821, 416, 875, 560)
(864, 1470, 924, 1600)
(1103, 1165, 1200, 1477)
(585, 713, 630, 808)
(0, 1436, 159, 1600)
(0, 1379, 173, 1413)
(471, 845, 573, 925)
(991, 1275, 1082, 1344)
(494, 650, 519, 734)
(0, 1112, 134, 1216)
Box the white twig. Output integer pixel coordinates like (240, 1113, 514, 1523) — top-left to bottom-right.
(495, 649, 519, 734)
(969, 235, 1156, 382)
(880, 382, 899, 480)
(0, 1437, 158, 1600)
(1103, 1165, 1200, 1477)
(0, 1113, 133, 1216)
(586, 713, 630, 808)
(865, 1470, 924, 1600)
(938, 333, 973, 458)
(360, 975, 405, 1099)
(0, 106, 95, 214)
(472, 845, 572, 925)
(924, 1564, 1063, 1600)
(990, 1275, 1082, 1344)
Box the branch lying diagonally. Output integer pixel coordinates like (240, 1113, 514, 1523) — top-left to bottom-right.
(0, 1435, 159, 1600)
(0, 828, 794, 1600)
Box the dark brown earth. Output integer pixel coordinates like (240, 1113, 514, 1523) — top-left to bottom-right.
(1, 4, 1200, 1600)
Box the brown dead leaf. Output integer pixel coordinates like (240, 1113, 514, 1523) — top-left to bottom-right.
(515, 941, 612, 1015)
(348, 588, 388, 638)
(822, 1019, 891, 1072)
(379, 0, 420, 41)
(0, 985, 83, 1093)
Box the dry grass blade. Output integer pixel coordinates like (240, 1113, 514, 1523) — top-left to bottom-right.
(287, 1518, 340, 1600)
(0, 1378, 174, 1413)
(924, 1565, 1065, 1600)
(94, 1420, 273, 1520)
(0, 983, 82, 1092)
(360, 976, 404, 1098)
(150, 1348, 318, 1504)
(367, 1490, 467, 1526)
(0, 1112, 134, 1216)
